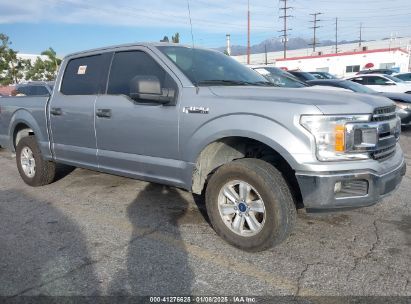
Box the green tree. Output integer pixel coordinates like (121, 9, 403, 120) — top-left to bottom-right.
(0, 34, 30, 85)
(41, 47, 61, 78)
(171, 32, 180, 43)
(24, 47, 61, 81)
(25, 57, 47, 81)
(160, 36, 169, 42)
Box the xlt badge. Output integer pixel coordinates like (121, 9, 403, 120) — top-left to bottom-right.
(183, 106, 209, 114)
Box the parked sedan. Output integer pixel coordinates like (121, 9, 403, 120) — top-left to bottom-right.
(307, 79, 411, 126)
(347, 74, 411, 94)
(287, 71, 318, 82)
(251, 66, 350, 93)
(394, 72, 411, 83)
(308, 71, 337, 79)
(250, 66, 307, 88)
(356, 69, 395, 75)
(15, 81, 54, 96)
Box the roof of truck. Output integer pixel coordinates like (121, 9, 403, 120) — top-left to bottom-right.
(64, 42, 203, 59)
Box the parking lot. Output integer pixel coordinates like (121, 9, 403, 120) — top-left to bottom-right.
(0, 132, 410, 297)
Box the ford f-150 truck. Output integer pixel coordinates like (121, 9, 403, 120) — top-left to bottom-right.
(0, 43, 406, 251)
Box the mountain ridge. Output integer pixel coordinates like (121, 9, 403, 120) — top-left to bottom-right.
(217, 37, 364, 56)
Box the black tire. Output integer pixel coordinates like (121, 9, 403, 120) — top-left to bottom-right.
(16, 136, 57, 187)
(205, 158, 297, 252)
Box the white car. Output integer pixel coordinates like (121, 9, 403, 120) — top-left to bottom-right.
(347, 74, 411, 94)
(394, 72, 411, 83)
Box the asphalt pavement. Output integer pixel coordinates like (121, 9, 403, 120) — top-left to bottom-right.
(0, 131, 410, 297)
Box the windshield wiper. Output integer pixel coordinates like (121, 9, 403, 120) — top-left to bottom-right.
(197, 80, 277, 87)
(197, 80, 251, 86)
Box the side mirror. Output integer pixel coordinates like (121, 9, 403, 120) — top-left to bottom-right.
(129, 75, 175, 104)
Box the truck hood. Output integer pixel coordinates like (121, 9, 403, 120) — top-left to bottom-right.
(209, 86, 394, 115)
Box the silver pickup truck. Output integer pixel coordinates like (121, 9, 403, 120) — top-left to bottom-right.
(0, 43, 406, 251)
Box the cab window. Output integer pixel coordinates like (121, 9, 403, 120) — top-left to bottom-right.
(107, 50, 177, 99)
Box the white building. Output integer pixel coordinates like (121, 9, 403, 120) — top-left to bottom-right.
(275, 48, 409, 78)
(233, 36, 411, 78)
(17, 54, 48, 64)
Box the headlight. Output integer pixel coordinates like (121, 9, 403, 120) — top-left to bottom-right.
(395, 101, 411, 110)
(300, 114, 374, 161)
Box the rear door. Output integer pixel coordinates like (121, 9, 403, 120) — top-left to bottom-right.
(49, 53, 111, 168)
(94, 48, 182, 184)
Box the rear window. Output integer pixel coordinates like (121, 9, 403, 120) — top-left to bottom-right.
(61, 55, 104, 95)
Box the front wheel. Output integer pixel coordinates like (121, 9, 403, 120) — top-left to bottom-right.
(205, 158, 296, 252)
(16, 136, 58, 187)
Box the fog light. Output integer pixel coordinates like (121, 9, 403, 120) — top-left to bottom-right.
(334, 181, 342, 193)
(335, 180, 369, 198)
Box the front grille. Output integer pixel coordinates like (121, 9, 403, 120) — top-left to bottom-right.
(372, 105, 397, 122)
(372, 144, 396, 161)
(370, 105, 398, 161)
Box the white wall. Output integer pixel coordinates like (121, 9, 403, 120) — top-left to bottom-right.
(274, 49, 410, 78)
(233, 36, 411, 77)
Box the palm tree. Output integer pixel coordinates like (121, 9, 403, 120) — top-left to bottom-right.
(41, 47, 61, 74)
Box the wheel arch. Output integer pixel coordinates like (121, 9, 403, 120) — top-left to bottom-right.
(8, 110, 49, 156)
(191, 135, 303, 208)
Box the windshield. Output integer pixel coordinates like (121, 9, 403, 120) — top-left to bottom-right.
(157, 46, 270, 86)
(385, 75, 404, 83)
(253, 67, 307, 88)
(343, 80, 377, 93)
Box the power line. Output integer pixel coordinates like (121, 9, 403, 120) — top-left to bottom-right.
(308, 12, 323, 52)
(279, 0, 293, 59)
(247, 0, 250, 64)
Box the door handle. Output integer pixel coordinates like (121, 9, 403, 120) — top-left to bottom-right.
(96, 109, 112, 118)
(50, 108, 62, 116)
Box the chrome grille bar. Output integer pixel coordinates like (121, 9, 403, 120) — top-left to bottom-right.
(346, 105, 399, 161)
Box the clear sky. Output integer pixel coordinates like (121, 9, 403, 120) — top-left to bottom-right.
(1, 0, 410, 56)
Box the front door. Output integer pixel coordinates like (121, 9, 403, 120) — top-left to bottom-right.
(95, 49, 183, 185)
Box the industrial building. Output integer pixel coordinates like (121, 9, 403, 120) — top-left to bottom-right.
(233, 36, 411, 77)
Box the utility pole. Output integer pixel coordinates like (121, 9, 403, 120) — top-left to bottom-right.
(279, 0, 293, 59)
(309, 12, 322, 53)
(247, 0, 250, 64)
(264, 44, 268, 65)
(335, 17, 338, 54)
(359, 22, 363, 48)
(226, 34, 231, 55)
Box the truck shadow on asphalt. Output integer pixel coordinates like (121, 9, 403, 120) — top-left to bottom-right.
(0, 190, 100, 296)
(107, 183, 194, 295)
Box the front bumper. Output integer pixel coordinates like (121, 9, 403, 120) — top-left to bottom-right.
(296, 156, 406, 212)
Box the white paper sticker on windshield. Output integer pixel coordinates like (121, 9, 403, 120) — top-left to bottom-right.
(78, 65, 87, 75)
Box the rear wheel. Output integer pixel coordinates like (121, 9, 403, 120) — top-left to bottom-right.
(16, 136, 57, 187)
(205, 158, 296, 252)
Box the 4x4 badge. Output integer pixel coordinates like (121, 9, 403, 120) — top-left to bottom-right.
(183, 106, 209, 114)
